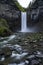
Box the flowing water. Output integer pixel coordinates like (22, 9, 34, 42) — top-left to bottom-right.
(21, 12, 27, 32)
(0, 33, 43, 65)
(20, 12, 38, 32)
(0, 12, 43, 65)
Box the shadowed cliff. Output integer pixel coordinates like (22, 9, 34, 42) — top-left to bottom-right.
(0, 0, 21, 36)
(27, 0, 43, 31)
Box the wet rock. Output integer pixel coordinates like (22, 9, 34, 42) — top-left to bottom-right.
(18, 62, 28, 65)
(0, 63, 4, 65)
(27, 55, 35, 60)
(31, 59, 40, 65)
(8, 61, 29, 65)
(33, 45, 38, 48)
(32, 40, 37, 43)
(1, 44, 14, 51)
(4, 44, 23, 54)
(0, 56, 5, 61)
(1, 44, 23, 55)
(2, 47, 12, 57)
(8, 63, 17, 65)
(10, 51, 28, 64)
(36, 54, 43, 58)
(25, 60, 29, 65)
(11, 51, 28, 59)
(1, 44, 13, 51)
(0, 33, 43, 65)
(38, 41, 43, 46)
(13, 44, 23, 54)
(33, 51, 41, 55)
(7, 45, 13, 51)
(40, 38, 43, 42)
(0, 49, 4, 56)
(33, 51, 43, 58)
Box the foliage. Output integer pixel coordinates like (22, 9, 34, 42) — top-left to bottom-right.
(0, 18, 9, 28)
(0, 27, 7, 36)
(13, 0, 26, 12)
(0, 18, 11, 36)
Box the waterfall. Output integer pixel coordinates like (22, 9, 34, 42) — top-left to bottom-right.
(21, 12, 27, 32)
(20, 12, 37, 32)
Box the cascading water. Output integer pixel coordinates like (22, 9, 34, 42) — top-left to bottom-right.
(20, 12, 37, 32)
(21, 12, 27, 32)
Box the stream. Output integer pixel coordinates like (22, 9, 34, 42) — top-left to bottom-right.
(0, 33, 43, 65)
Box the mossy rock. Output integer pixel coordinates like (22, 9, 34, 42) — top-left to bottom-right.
(2, 47, 12, 57)
(0, 18, 9, 27)
(0, 18, 12, 37)
(0, 27, 12, 36)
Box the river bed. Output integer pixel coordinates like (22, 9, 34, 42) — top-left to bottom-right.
(0, 33, 43, 65)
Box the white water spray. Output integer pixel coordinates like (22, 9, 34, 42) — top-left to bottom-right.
(20, 12, 37, 32)
(21, 12, 27, 32)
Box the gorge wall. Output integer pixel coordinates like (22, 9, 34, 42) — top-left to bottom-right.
(0, 0, 21, 34)
(27, 0, 43, 30)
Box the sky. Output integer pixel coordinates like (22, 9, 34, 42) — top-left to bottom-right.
(17, 0, 33, 8)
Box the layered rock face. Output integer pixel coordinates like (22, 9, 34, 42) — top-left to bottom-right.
(0, 0, 21, 32)
(27, 0, 43, 29)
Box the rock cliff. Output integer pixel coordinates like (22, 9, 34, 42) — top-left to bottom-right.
(27, 0, 43, 30)
(0, 0, 21, 35)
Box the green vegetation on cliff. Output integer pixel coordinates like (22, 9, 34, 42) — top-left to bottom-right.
(13, 0, 26, 12)
(0, 18, 12, 37)
(15, 2, 25, 12)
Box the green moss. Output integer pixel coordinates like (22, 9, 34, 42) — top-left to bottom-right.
(0, 18, 9, 28)
(13, 0, 26, 12)
(0, 27, 6, 36)
(0, 18, 11, 37)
